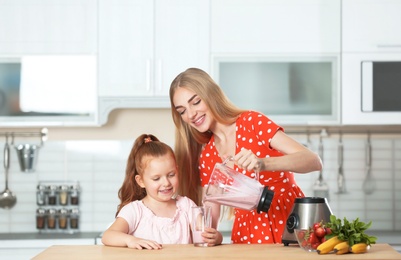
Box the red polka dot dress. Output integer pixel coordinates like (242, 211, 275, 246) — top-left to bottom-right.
(199, 111, 305, 244)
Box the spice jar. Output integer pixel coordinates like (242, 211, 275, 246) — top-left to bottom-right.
(59, 185, 69, 205)
(58, 208, 68, 229)
(46, 208, 57, 229)
(36, 185, 47, 206)
(70, 184, 80, 205)
(69, 208, 79, 229)
(47, 185, 58, 205)
(36, 208, 46, 229)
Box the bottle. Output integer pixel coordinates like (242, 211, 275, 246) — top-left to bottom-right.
(59, 185, 69, 205)
(36, 208, 46, 230)
(70, 184, 80, 205)
(36, 185, 47, 206)
(58, 208, 68, 229)
(46, 208, 57, 229)
(69, 208, 79, 229)
(48, 185, 58, 205)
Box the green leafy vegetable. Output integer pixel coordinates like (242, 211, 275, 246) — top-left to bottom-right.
(325, 215, 377, 246)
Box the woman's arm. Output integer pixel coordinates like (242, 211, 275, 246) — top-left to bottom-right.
(101, 217, 162, 250)
(235, 130, 322, 174)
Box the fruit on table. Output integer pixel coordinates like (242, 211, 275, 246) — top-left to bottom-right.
(317, 236, 343, 254)
(333, 241, 349, 255)
(315, 215, 376, 255)
(350, 243, 369, 254)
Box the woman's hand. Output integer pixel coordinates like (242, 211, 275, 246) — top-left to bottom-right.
(202, 227, 223, 246)
(233, 149, 262, 172)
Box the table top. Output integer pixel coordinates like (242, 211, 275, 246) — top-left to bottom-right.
(32, 243, 401, 260)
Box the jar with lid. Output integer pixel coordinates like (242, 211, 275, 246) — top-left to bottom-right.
(36, 208, 46, 230)
(47, 185, 58, 205)
(36, 185, 47, 206)
(70, 184, 80, 205)
(59, 185, 69, 205)
(58, 208, 68, 229)
(46, 208, 57, 229)
(69, 208, 79, 229)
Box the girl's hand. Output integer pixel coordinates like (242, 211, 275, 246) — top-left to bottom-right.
(126, 238, 162, 250)
(234, 149, 262, 172)
(202, 227, 223, 246)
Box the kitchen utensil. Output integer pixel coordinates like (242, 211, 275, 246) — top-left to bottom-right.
(362, 134, 375, 195)
(0, 135, 17, 209)
(282, 197, 333, 246)
(15, 143, 40, 172)
(336, 133, 347, 194)
(312, 130, 329, 199)
(204, 157, 274, 213)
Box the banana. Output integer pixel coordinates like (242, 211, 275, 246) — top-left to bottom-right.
(350, 243, 369, 254)
(317, 236, 343, 254)
(333, 241, 349, 255)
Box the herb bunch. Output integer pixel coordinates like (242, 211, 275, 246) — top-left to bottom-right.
(325, 215, 377, 246)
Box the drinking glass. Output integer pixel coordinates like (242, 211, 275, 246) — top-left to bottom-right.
(191, 206, 211, 247)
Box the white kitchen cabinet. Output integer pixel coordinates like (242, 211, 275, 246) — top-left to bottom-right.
(211, 0, 341, 54)
(98, 0, 209, 125)
(0, 0, 97, 55)
(342, 0, 401, 53)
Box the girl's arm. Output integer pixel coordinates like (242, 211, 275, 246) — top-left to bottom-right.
(101, 217, 162, 250)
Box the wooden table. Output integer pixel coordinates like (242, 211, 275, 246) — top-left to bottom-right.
(32, 243, 401, 260)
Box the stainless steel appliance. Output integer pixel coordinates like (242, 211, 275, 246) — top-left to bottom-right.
(282, 197, 333, 246)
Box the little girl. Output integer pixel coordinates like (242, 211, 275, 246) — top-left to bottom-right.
(102, 134, 222, 249)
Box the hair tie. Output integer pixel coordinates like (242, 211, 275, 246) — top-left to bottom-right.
(144, 137, 152, 143)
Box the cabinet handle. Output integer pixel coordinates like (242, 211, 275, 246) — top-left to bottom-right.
(146, 59, 151, 91)
(377, 44, 401, 48)
(156, 60, 162, 92)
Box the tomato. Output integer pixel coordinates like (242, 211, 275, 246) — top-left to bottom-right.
(315, 227, 326, 238)
(320, 236, 327, 243)
(297, 230, 305, 239)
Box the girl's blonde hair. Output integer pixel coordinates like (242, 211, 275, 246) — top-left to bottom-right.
(116, 134, 176, 217)
(169, 68, 245, 205)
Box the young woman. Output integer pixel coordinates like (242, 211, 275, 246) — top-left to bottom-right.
(169, 68, 322, 244)
(102, 134, 222, 249)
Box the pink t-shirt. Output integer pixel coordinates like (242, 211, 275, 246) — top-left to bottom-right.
(117, 196, 197, 244)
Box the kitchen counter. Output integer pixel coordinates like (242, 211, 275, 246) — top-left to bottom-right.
(0, 232, 100, 248)
(32, 244, 401, 260)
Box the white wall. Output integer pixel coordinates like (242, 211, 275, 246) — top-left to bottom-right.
(0, 109, 400, 234)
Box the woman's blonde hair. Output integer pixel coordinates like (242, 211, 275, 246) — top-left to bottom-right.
(169, 68, 245, 205)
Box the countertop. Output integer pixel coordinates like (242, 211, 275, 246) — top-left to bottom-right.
(32, 244, 401, 260)
(0, 232, 101, 248)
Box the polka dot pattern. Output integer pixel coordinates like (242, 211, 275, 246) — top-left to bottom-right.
(199, 111, 305, 244)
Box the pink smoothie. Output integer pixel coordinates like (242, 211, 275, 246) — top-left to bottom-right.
(203, 194, 260, 210)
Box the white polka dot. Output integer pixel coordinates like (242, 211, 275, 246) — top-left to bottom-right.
(254, 225, 258, 230)
(206, 153, 210, 157)
(265, 236, 270, 240)
(249, 138, 253, 143)
(279, 220, 284, 225)
(258, 239, 262, 243)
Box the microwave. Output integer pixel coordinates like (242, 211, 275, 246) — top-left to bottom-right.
(342, 53, 401, 125)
